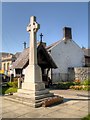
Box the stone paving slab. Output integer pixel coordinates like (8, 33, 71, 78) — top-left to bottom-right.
(1, 89, 89, 119)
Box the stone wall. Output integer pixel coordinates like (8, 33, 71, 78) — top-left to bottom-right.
(51, 67, 90, 83)
(68, 67, 90, 81)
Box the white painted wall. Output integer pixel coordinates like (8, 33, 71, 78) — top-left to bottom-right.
(49, 39, 85, 82)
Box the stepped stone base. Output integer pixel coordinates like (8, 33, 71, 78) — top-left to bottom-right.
(5, 88, 55, 108)
(5, 64, 64, 107)
(5, 91, 63, 107)
(5, 93, 63, 107)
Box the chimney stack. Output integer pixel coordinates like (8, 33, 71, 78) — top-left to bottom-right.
(63, 27, 72, 40)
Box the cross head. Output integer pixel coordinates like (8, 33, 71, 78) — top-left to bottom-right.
(27, 16, 40, 33)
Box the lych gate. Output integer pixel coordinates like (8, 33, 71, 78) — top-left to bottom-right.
(13, 41, 57, 87)
(37, 42, 57, 86)
(12, 33, 57, 87)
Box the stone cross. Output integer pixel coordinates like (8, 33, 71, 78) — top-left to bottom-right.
(40, 33, 43, 42)
(27, 16, 40, 65)
(23, 42, 26, 49)
(16, 16, 55, 108)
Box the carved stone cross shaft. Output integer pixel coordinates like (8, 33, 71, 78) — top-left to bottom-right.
(27, 16, 40, 65)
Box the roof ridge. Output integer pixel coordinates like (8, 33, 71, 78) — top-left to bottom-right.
(46, 39, 62, 50)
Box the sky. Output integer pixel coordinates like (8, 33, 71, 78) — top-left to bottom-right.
(2, 2, 88, 54)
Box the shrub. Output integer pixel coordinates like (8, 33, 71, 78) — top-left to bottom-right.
(5, 87, 17, 94)
(2, 86, 9, 94)
(12, 77, 18, 82)
(2, 86, 18, 95)
(74, 79, 81, 85)
(13, 81, 18, 88)
(70, 84, 90, 91)
(55, 82, 75, 89)
(70, 85, 74, 89)
(82, 114, 90, 120)
(70, 85, 82, 90)
(70, 79, 90, 91)
(82, 86, 90, 91)
(66, 82, 75, 87)
(7, 81, 18, 88)
(75, 85, 82, 90)
(7, 82, 13, 87)
(81, 79, 90, 86)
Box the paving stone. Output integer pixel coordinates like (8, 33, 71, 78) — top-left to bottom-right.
(2, 108, 13, 114)
(1, 89, 90, 118)
(42, 111, 80, 118)
(2, 111, 20, 118)
(18, 111, 41, 118)
(70, 105, 87, 111)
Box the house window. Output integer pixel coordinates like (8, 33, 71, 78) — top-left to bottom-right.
(7, 63, 10, 70)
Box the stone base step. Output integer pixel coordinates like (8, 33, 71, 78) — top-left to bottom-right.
(4, 95, 42, 107)
(14, 90, 54, 100)
(4, 94, 63, 108)
(17, 89, 50, 96)
(14, 92, 54, 102)
(36, 93, 54, 100)
(4, 91, 54, 108)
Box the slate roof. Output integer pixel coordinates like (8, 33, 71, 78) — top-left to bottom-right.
(15, 52, 21, 59)
(46, 40, 60, 51)
(12, 44, 57, 69)
(0, 52, 14, 58)
(12, 48, 29, 69)
(37, 43, 57, 69)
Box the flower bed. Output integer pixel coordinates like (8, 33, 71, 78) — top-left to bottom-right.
(52, 79, 90, 91)
(70, 85, 90, 90)
(69, 79, 90, 91)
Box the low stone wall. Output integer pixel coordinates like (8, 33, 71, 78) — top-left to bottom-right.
(52, 67, 90, 83)
(68, 67, 90, 81)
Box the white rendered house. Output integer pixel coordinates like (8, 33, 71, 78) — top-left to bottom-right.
(47, 27, 85, 82)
